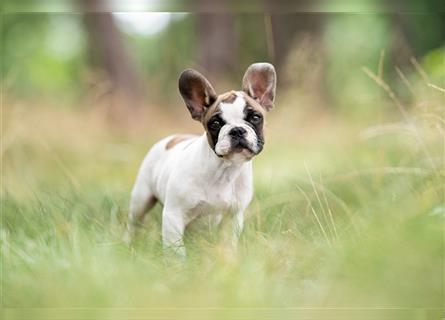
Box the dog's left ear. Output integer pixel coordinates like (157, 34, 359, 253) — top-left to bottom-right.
(242, 63, 276, 111)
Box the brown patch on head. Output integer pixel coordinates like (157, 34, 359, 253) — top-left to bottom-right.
(220, 90, 238, 104)
(201, 91, 238, 123)
(240, 91, 266, 154)
(240, 91, 266, 117)
(165, 134, 197, 150)
(200, 91, 240, 149)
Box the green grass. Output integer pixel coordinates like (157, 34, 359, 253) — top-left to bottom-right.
(2, 84, 444, 319)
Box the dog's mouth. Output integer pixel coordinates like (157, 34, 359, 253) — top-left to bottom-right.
(232, 141, 254, 155)
(216, 147, 253, 158)
(224, 139, 256, 159)
(214, 136, 262, 160)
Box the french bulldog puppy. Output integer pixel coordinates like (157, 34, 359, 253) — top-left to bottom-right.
(128, 63, 276, 256)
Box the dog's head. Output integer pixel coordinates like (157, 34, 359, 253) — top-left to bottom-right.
(178, 63, 276, 161)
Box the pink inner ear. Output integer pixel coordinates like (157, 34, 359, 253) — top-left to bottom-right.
(243, 63, 276, 110)
(251, 79, 274, 111)
(250, 74, 268, 99)
(260, 93, 273, 111)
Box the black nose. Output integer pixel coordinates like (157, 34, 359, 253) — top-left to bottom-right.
(229, 127, 247, 138)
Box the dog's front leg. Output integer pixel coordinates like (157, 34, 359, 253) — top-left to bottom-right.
(162, 207, 186, 257)
(230, 210, 244, 249)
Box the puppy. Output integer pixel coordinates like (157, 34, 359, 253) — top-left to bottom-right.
(128, 63, 276, 256)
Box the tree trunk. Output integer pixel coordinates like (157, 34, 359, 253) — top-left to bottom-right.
(196, 11, 237, 77)
(80, 0, 144, 110)
(269, 13, 324, 70)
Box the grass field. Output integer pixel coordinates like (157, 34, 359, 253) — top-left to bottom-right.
(2, 75, 444, 319)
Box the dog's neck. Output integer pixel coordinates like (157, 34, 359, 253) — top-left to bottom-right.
(197, 133, 249, 185)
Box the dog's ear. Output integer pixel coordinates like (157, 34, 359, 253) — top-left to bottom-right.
(242, 63, 276, 111)
(178, 69, 217, 121)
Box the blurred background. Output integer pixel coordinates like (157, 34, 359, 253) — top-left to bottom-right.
(3, 0, 444, 119)
(2, 0, 445, 318)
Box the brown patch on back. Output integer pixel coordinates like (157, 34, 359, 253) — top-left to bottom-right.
(165, 134, 196, 150)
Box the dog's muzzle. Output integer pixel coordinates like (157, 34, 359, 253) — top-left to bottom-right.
(214, 125, 262, 159)
(229, 126, 257, 156)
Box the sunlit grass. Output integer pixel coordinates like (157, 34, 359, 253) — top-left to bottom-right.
(2, 74, 444, 319)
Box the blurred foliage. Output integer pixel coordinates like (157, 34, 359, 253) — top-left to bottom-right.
(323, 14, 390, 112)
(2, 14, 88, 101)
(1, 5, 444, 113)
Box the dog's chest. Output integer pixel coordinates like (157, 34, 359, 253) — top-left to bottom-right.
(192, 178, 245, 215)
(204, 184, 238, 212)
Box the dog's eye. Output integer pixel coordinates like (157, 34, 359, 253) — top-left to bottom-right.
(209, 120, 222, 130)
(250, 114, 262, 124)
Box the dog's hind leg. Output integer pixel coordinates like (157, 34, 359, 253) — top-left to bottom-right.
(126, 178, 157, 242)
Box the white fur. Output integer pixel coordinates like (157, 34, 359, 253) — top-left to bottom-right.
(128, 131, 253, 256)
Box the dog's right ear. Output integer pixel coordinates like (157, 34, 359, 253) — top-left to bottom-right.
(242, 63, 276, 111)
(178, 69, 217, 121)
